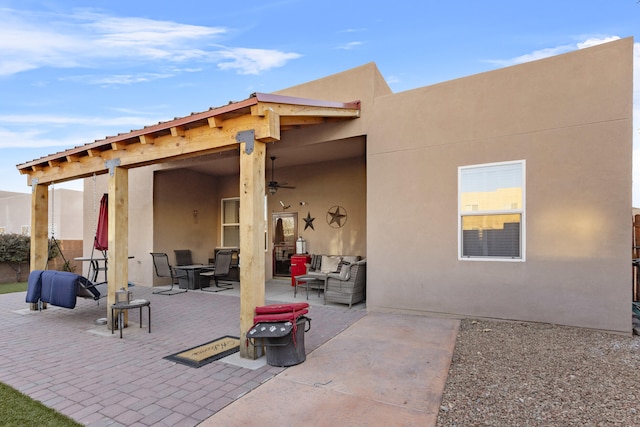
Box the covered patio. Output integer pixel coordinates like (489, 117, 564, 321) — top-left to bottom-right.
(16, 92, 362, 359)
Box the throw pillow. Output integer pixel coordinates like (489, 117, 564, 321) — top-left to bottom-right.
(320, 255, 342, 273)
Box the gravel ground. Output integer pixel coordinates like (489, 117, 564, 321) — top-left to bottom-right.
(436, 318, 640, 426)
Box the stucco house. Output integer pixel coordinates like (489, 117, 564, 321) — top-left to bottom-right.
(0, 189, 84, 282)
(0, 189, 83, 239)
(17, 37, 634, 355)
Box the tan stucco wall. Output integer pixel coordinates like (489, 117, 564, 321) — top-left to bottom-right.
(274, 62, 390, 145)
(365, 38, 633, 332)
(265, 157, 367, 256)
(148, 156, 366, 281)
(151, 168, 219, 284)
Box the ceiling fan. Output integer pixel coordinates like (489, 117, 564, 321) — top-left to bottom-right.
(267, 156, 295, 195)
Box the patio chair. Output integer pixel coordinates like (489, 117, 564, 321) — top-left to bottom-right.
(324, 259, 366, 308)
(150, 252, 188, 295)
(174, 249, 193, 266)
(200, 250, 233, 292)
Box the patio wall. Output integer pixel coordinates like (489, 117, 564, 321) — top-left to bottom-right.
(364, 38, 633, 332)
(150, 156, 367, 282)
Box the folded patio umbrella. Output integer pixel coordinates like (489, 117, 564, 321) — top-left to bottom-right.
(94, 193, 108, 251)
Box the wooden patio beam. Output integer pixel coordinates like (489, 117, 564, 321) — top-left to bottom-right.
(251, 102, 360, 119)
(19, 114, 278, 185)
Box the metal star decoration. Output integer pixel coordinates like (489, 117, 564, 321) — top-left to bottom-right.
(303, 211, 315, 230)
(326, 206, 347, 228)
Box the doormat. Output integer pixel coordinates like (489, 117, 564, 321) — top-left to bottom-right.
(164, 336, 240, 368)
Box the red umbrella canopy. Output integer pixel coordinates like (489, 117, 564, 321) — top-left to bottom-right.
(94, 194, 108, 251)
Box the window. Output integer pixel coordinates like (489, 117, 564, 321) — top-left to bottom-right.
(459, 160, 525, 260)
(221, 198, 240, 247)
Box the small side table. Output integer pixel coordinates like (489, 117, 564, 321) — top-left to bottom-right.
(111, 300, 151, 339)
(293, 275, 325, 299)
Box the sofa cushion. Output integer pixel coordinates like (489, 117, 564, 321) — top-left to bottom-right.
(320, 256, 342, 273)
(328, 265, 351, 281)
(309, 254, 322, 271)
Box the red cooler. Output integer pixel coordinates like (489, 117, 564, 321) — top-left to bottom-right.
(290, 254, 311, 286)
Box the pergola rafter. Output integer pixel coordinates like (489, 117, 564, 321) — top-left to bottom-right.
(17, 93, 360, 185)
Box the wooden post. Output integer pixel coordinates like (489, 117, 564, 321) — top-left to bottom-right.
(29, 183, 49, 310)
(239, 140, 266, 359)
(107, 166, 129, 328)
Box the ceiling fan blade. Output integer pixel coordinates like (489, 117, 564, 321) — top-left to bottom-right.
(267, 156, 295, 191)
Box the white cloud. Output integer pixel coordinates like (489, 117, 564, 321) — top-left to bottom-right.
(63, 72, 176, 86)
(0, 8, 301, 79)
(340, 28, 367, 33)
(0, 114, 151, 127)
(0, 113, 160, 149)
(337, 41, 365, 50)
(385, 75, 400, 84)
(486, 45, 574, 67)
(485, 36, 621, 67)
(216, 47, 302, 75)
(577, 36, 621, 49)
(0, 127, 90, 149)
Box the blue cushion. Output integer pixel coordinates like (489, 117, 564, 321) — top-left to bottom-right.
(41, 271, 79, 309)
(25, 270, 44, 303)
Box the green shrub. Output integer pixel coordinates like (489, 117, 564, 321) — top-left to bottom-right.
(0, 234, 30, 282)
(0, 234, 61, 282)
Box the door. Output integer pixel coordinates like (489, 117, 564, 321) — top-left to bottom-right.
(272, 212, 298, 277)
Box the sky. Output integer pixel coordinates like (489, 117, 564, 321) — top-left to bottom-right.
(0, 0, 639, 202)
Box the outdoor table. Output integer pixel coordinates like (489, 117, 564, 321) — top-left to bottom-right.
(111, 299, 151, 339)
(293, 274, 327, 299)
(175, 264, 214, 290)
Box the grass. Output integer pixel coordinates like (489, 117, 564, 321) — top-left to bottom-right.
(0, 282, 81, 426)
(0, 382, 82, 427)
(0, 282, 27, 294)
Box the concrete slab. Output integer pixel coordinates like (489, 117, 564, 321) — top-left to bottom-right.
(220, 352, 268, 370)
(202, 312, 459, 427)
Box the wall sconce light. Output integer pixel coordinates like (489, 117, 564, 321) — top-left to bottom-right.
(279, 201, 291, 210)
(299, 201, 307, 206)
(193, 209, 198, 217)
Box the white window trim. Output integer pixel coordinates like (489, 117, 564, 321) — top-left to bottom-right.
(220, 197, 240, 248)
(458, 160, 526, 262)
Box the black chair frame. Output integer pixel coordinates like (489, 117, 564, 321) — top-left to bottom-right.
(150, 252, 188, 295)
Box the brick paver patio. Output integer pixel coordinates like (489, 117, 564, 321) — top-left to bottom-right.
(0, 281, 366, 426)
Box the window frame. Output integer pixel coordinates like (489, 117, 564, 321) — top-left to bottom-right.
(220, 197, 240, 248)
(458, 160, 526, 262)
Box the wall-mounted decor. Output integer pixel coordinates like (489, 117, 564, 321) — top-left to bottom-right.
(326, 206, 347, 228)
(304, 211, 315, 230)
